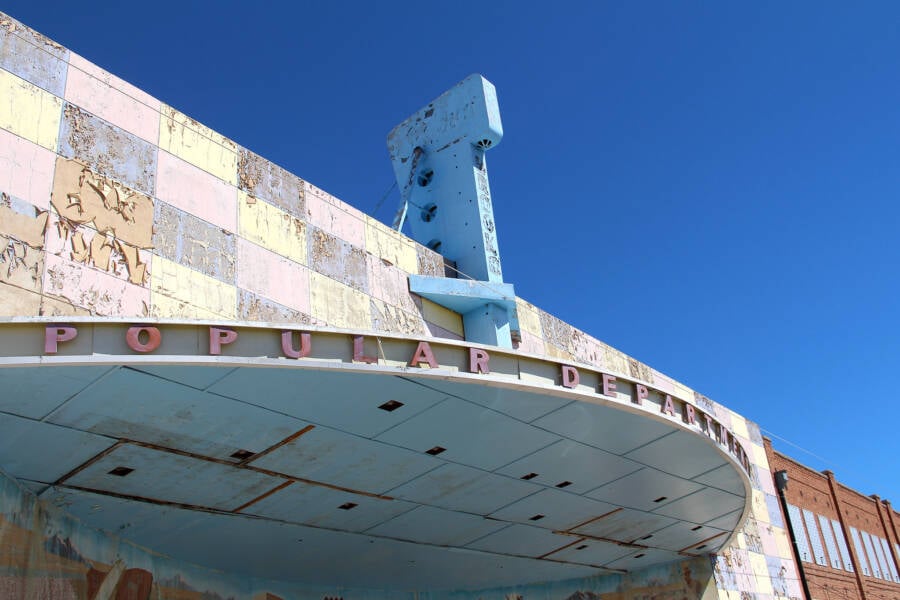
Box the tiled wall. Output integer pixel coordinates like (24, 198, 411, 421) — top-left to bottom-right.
(0, 11, 804, 600)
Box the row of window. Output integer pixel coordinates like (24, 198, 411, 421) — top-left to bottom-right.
(786, 503, 900, 583)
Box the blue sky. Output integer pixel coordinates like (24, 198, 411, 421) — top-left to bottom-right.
(8, 2, 899, 501)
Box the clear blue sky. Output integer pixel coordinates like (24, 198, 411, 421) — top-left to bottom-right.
(7, 2, 899, 501)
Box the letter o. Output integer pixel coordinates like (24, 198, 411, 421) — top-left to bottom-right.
(126, 326, 161, 353)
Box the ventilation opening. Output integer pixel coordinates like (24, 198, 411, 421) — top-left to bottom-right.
(378, 400, 404, 412)
(338, 502, 358, 510)
(521, 472, 539, 480)
(476, 139, 493, 148)
(425, 446, 446, 456)
(420, 203, 437, 222)
(576, 544, 588, 550)
(640, 534, 653, 540)
(653, 496, 668, 503)
(427, 239, 442, 252)
(230, 449, 255, 460)
(529, 514, 545, 521)
(634, 553, 645, 558)
(555, 481, 573, 489)
(108, 467, 134, 477)
(691, 525, 703, 531)
(417, 168, 434, 187)
(695, 544, 707, 550)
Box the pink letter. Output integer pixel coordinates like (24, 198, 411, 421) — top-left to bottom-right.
(353, 335, 377, 364)
(601, 374, 617, 397)
(409, 341, 438, 368)
(561, 365, 580, 388)
(684, 403, 696, 424)
(634, 384, 648, 405)
(45, 326, 77, 354)
(282, 331, 312, 359)
(126, 326, 161, 353)
(469, 348, 490, 374)
(661, 394, 676, 416)
(209, 327, 237, 355)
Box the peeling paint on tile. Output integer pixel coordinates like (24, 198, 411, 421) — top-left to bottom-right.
(0, 192, 46, 293)
(238, 289, 316, 325)
(238, 190, 306, 265)
(159, 104, 237, 185)
(0, 69, 62, 151)
(0, 127, 56, 209)
(370, 298, 425, 336)
(154, 202, 235, 284)
(367, 256, 417, 315)
(65, 53, 160, 144)
(365, 215, 417, 274)
(59, 104, 157, 195)
(416, 243, 445, 277)
(43, 253, 149, 316)
(0, 14, 68, 96)
(49, 157, 152, 285)
(305, 186, 364, 248)
(39, 294, 90, 317)
(238, 149, 305, 219)
(150, 256, 236, 320)
(309, 226, 368, 293)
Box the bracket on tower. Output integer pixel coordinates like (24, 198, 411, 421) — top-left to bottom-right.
(387, 74, 518, 348)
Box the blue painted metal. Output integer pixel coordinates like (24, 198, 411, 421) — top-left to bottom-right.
(388, 75, 517, 347)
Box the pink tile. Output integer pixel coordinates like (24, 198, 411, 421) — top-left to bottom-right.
(66, 53, 160, 144)
(650, 369, 677, 394)
(236, 238, 310, 313)
(367, 255, 417, 314)
(43, 253, 149, 316)
(157, 151, 237, 232)
(0, 127, 55, 209)
(517, 329, 546, 356)
(306, 189, 366, 248)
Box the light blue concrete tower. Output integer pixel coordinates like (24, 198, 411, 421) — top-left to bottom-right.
(387, 74, 518, 348)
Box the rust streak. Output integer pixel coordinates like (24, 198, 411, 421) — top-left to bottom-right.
(538, 536, 588, 559)
(565, 507, 624, 532)
(122, 439, 394, 500)
(53, 440, 126, 485)
(241, 425, 315, 465)
(233, 481, 294, 513)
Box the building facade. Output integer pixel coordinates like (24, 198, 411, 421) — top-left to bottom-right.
(0, 9, 885, 600)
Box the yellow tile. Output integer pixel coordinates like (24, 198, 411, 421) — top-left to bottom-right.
(420, 297, 463, 336)
(150, 256, 236, 319)
(729, 412, 750, 439)
(365, 216, 417, 273)
(0, 69, 61, 151)
(673, 382, 693, 401)
(752, 443, 769, 467)
(238, 191, 307, 265)
(309, 272, 370, 330)
(773, 527, 793, 559)
(159, 104, 237, 185)
(515, 298, 543, 336)
(748, 552, 774, 594)
(751, 489, 769, 522)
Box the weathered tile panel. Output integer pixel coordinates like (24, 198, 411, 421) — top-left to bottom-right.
(516, 329, 545, 355)
(156, 150, 236, 232)
(308, 226, 368, 293)
(238, 149, 305, 218)
(0, 69, 61, 151)
(367, 256, 417, 315)
(416, 243, 445, 277)
(309, 271, 370, 330)
(154, 202, 235, 283)
(59, 104, 157, 195)
(0, 193, 46, 294)
(365, 215, 417, 273)
(370, 298, 425, 336)
(149, 256, 236, 319)
(237, 289, 317, 325)
(0, 15, 68, 96)
(236, 238, 310, 314)
(39, 294, 90, 316)
(43, 253, 149, 316)
(305, 184, 365, 248)
(159, 104, 237, 185)
(238, 191, 306, 265)
(0, 127, 55, 209)
(65, 53, 160, 144)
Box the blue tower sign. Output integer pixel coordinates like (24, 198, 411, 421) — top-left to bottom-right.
(387, 74, 518, 348)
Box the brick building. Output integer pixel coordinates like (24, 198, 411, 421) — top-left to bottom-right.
(765, 439, 900, 600)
